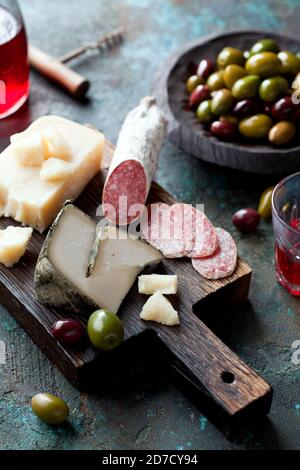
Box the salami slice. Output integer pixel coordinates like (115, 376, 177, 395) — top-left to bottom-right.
(102, 97, 166, 225)
(192, 227, 237, 279)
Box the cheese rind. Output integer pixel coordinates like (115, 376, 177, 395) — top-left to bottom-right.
(0, 226, 33, 267)
(138, 274, 178, 295)
(0, 116, 104, 232)
(140, 292, 179, 326)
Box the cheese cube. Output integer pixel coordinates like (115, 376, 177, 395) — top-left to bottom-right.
(0, 116, 104, 232)
(138, 274, 178, 295)
(40, 158, 74, 182)
(42, 126, 72, 161)
(0, 226, 33, 267)
(140, 292, 179, 326)
(11, 131, 44, 167)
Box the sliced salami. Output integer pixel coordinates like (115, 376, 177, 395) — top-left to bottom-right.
(192, 227, 237, 279)
(102, 97, 167, 225)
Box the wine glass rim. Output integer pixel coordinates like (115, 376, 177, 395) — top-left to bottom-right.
(272, 171, 300, 235)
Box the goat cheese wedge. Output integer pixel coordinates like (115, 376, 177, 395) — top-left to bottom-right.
(140, 292, 179, 326)
(34, 204, 163, 315)
(138, 274, 178, 295)
(0, 226, 33, 267)
(0, 116, 104, 232)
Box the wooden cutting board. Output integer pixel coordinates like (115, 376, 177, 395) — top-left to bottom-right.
(0, 140, 272, 430)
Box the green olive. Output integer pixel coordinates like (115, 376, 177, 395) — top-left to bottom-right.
(244, 50, 250, 60)
(223, 64, 247, 89)
(259, 76, 289, 102)
(186, 75, 204, 94)
(239, 114, 273, 139)
(211, 89, 234, 115)
(31, 393, 69, 425)
(257, 186, 275, 219)
(196, 99, 213, 123)
(268, 120, 296, 145)
(278, 51, 300, 75)
(87, 309, 124, 351)
(297, 52, 300, 61)
(207, 70, 225, 91)
(217, 47, 245, 69)
(250, 38, 279, 56)
(232, 75, 260, 100)
(245, 52, 281, 78)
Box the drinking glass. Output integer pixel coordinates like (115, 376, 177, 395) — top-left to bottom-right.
(0, 0, 29, 119)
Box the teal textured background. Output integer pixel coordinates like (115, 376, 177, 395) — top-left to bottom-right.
(0, 0, 300, 450)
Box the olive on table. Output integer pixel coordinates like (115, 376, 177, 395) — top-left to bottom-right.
(197, 58, 214, 79)
(278, 51, 300, 75)
(232, 75, 260, 100)
(188, 84, 210, 109)
(257, 186, 275, 219)
(250, 38, 279, 56)
(211, 89, 234, 115)
(207, 70, 225, 91)
(232, 208, 261, 233)
(52, 319, 84, 344)
(271, 96, 295, 120)
(31, 393, 69, 425)
(268, 121, 296, 146)
(239, 114, 273, 139)
(217, 47, 245, 69)
(220, 114, 239, 126)
(223, 64, 247, 89)
(245, 52, 281, 78)
(196, 99, 213, 123)
(210, 120, 237, 140)
(87, 309, 124, 351)
(186, 75, 204, 94)
(233, 98, 259, 118)
(259, 76, 289, 102)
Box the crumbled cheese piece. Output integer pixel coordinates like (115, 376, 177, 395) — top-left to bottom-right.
(140, 291, 179, 326)
(11, 131, 44, 167)
(0, 226, 33, 267)
(40, 158, 74, 182)
(138, 274, 178, 295)
(42, 126, 72, 161)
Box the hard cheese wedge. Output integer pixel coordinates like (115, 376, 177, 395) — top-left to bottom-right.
(0, 226, 33, 267)
(0, 116, 104, 232)
(140, 292, 179, 326)
(34, 204, 163, 314)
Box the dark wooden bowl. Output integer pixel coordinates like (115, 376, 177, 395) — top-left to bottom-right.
(154, 30, 300, 174)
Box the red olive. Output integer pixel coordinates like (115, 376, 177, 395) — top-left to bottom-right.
(271, 96, 295, 121)
(233, 99, 259, 118)
(52, 319, 85, 344)
(232, 208, 260, 232)
(210, 120, 237, 140)
(189, 84, 210, 109)
(197, 59, 214, 79)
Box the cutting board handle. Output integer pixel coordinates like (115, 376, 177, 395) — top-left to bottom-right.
(155, 311, 272, 426)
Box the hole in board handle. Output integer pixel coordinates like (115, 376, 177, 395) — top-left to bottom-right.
(221, 371, 235, 384)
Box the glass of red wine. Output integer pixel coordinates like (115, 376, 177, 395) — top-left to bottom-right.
(0, 0, 29, 119)
(272, 173, 300, 295)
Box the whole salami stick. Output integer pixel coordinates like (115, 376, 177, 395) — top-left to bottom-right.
(102, 96, 167, 225)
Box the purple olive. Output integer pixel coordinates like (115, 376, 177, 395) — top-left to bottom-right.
(52, 319, 85, 344)
(233, 99, 259, 118)
(271, 96, 295, 121)
(189, 85, 210, 109)
(232, 208, 260, 232)
(210, 120, 237, 140)
(197, 59, 214, 79)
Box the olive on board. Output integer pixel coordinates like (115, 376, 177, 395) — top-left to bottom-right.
(211, 89, 234, 115)
(207, 70, 225, 91)
(250, 38, 279, 56)
(245, 52, 281, 78)
(210, 120, 237, 140)
(278, 51, 300, 75)
(52, 319, 85, 344)
(232, 75, 260, 100)
(197, 58, 214, 79)
(271, 96, 295, 120)
(233, 98, 259, 118)
(257, 186, 275, 219)
(268, 120, 296, 145)
(31, 393, 69, 425)
(232, 208, 261, 232)
(188, 84, 210, 109)
(196, 99, 213, 123)
(217, 47, 245, 69)
(259, 76, 289, 102)
(87, 309, 124, 351)
(239, 114, 273, 138)
(223, 64, 247, 89)
(186, 75, 204, 94)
